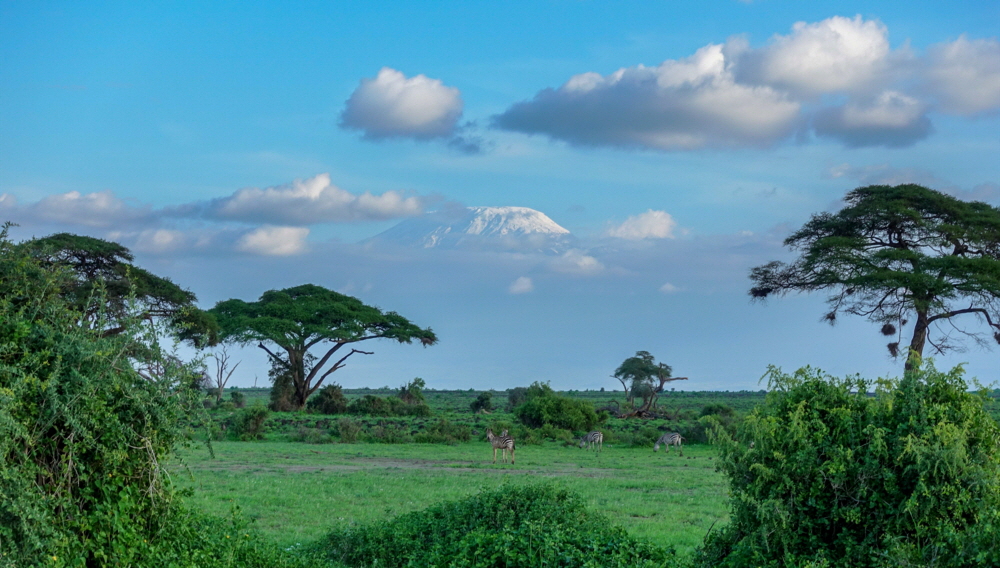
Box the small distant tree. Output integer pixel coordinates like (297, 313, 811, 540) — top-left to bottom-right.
(397, 377, 426, 405)
(613, 351, 687, 415)
(470, 392, 494, 413)
(749, 184, 1000, 371)
(506, 387, 528, 411)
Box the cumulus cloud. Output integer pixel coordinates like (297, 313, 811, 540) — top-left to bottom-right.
(495, 43, 801, 150)
(9, 190, 151, 228)
(734, 16, 892, 96)
(509, 276, 534, 294)
(551, 249, 604, 275)
(236, 226, 309, 256)
(494, 16, 996, 151)
(200, 173, 425, 224)
(814, 91, 932, 147)
(341, 67, 464, 140)
(607, 210, 678, 240)
(924, 36, 1000, 116)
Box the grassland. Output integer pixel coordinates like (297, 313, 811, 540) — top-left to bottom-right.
(171, 439, 727, 557)
(179, 384, 999, 563)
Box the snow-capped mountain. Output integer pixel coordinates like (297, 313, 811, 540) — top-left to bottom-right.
(367, 206, 574, 252)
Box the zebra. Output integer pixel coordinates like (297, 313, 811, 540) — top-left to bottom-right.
(578, 431, 603, 452)
(486, 429, 515, 464)
(653, 432, 684, 456)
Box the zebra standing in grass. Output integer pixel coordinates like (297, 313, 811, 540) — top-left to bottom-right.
(578, 431, 603, 452)
(486, 429, 515, 464)
(654, 432, 684, 456)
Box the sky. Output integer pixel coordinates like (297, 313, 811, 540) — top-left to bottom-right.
(1, 0, 998, 391)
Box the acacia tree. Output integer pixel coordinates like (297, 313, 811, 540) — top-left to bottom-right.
(612, 351, 687, 416)
(749, 184, 1000, 370)
(210, 284, 437, 411)
(21, 232, 218, 346)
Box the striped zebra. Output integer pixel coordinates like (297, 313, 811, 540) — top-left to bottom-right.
(578, 431, 603, 452)
(653, 432, 684, 456)
(486, 429, 515, 464)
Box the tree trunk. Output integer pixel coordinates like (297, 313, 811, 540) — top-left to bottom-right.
(906, 309, 929, 371)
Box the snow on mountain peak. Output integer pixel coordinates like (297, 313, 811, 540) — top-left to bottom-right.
(367, 206, 572, 251)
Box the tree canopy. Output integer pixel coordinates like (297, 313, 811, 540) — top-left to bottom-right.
(210, 284, 437, 410)
(749, 184, 1000, 369)
(22, 232, 218, 346)
(612, 351, 685, 416)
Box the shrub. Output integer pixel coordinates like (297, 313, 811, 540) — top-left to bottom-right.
(348, 394, 431, 417)
(318, 484, 682, 568)
(506, 386, 528, 411)
(514, 390, 602, 431)
(307, 383, 348, 414)
(470, 391, 493, 413)
(397, 377, 426, 405)
(369, 422, 411, 444)
(0, 226, 320, 567)
(230, 390, 246, 408)
(229, 405, 270, 440)
(414, 418, 472, 444)
(335, 418, 362, 443)
(698, 364, 1000, 568)
(290, 426, 333, 444)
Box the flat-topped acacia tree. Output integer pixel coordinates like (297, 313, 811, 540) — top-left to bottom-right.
(749, 184, 1000, 370)
(210, 284, 437, 410)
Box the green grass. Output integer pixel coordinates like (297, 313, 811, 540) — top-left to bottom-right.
(171, 440, 728, 558)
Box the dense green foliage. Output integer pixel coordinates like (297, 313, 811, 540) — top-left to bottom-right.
(347, 394, 432, 417)
(699, 364, 1000, 568)
(307, 383, 349, 414)
(210, 284, 437, 410)
(318, 484, 683, 567)
(750, 184, 1000, 369)
(0, 226, 319, 567)
(513, 381, 604, 431)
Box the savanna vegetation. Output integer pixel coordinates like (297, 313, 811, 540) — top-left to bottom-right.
(3, 185, 999, 567)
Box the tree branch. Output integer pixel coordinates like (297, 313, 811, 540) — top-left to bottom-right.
(308, 349, 374, 397)
(257, 342, 290, 369)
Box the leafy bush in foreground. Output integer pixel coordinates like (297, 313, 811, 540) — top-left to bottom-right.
(0, 226, 319, 567)
(699, 364, 1000, 568)
(319, 484, 682, 568)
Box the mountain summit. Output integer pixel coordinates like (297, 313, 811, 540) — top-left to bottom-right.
(368, 206, 573, 251)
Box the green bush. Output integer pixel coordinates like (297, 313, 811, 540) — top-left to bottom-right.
(318, 484, 682, 568)
(335, 418, 362, 443)
(414, 418, 472, 444)
(229, 405, 270, 440)
(307, 383, 348, 414)
(470, 391, 494, 413)
(347, 394, 431, 417)
(230, 390, 246, 408)
(0, 225, 319, 567)
(698, 364, 1000, 568)
(514, 388, 603, 431)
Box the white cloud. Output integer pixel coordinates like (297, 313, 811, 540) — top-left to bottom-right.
(551, 249, 604, 275)
(17, 190, 150, 228)
(814, 90, 932, 147)
(508, 276, 534, 294)
(735, 15, 892, 96)
(0, 194, 15, 209)
(131, 229, 188, 253)
(236, 226, 309, 256)
(494, 43, 801, 150)
(341, 67, 464, 140)
(924, 36, 1000, 116)
(607, 210, 678, 240)
(659, 282, 680, 293)
(205, 173, 424, 224)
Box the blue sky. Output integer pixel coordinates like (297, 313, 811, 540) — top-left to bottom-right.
(2, 1, 998, 390)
